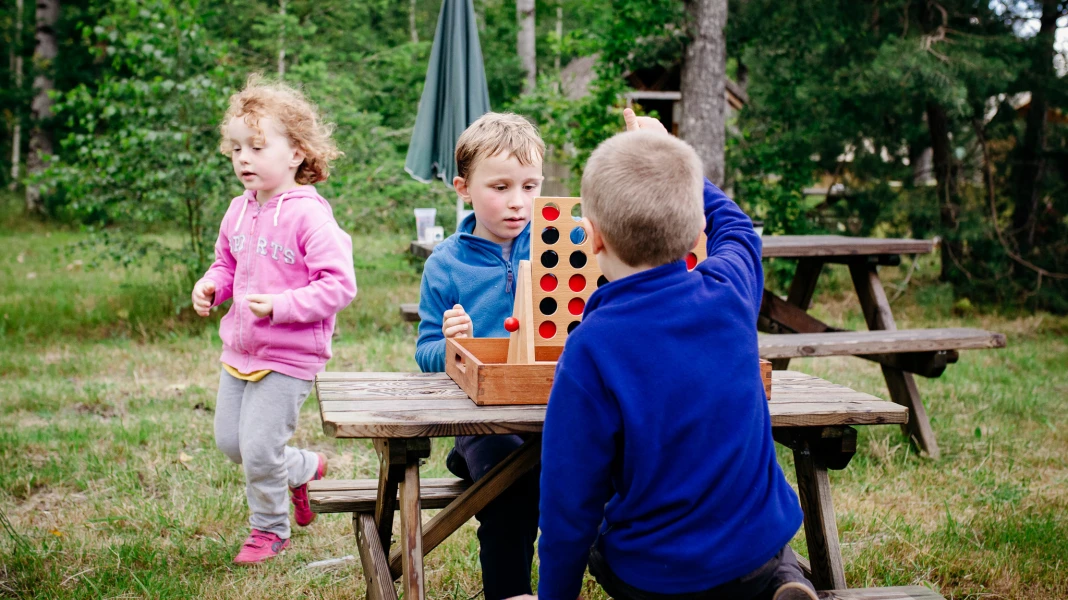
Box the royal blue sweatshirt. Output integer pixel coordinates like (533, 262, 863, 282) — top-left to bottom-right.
(537, 180, 803, 600)
(415, 213, 531, 373)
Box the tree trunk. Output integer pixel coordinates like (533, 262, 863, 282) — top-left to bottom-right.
(554, 4, 562, 72)
(9, 0, 24, 190)
(680, 0, 727, 186)
(925, 100, 960, 282)
(1010, 0, 1059, 253)
(277, 0, 286, 78)
(517, 0, 535, 93)
(409, 0, 418, 43)
(26, 0, 58, 214)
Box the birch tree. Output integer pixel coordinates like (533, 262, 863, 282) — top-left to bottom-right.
(9, 0, 23, 190)
(517, 0, 536, 93)
(26, 0, 58, 213)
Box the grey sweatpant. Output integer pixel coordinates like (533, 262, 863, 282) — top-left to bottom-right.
(214, 369, 320, 539)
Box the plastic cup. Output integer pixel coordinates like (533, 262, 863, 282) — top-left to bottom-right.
(414, 208, 437, 242)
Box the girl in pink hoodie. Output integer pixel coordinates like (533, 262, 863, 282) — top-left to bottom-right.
(191, 76, 357, 564)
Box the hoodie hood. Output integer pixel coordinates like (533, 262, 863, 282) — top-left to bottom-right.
(233, 185, 335, 232)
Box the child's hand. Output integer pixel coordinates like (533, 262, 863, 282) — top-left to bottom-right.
(192, 279, 216, 317)
(246, 294, 274, 318)
(623, 107, 668, 135)
(442, 304, 472, 339)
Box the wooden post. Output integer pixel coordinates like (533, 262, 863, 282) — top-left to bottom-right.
(399, 462, 424, 600)
(849, 261, 940, 459)
(508, 260, 535, 364)
(388, 437, 542, 579)
(770, 258, 824, 370)
(373, 439, 404, 551)
(793, 436, 847, 590)
(355, 514, 400, 600)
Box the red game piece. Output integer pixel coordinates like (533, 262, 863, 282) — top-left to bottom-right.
(504, 317, 520, 332)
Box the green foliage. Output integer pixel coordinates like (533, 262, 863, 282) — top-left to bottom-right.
(38, 0, 236, 290)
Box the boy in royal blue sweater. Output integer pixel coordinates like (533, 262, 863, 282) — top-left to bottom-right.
(416, 112, 545, 600)
(533, 112, 817, 600)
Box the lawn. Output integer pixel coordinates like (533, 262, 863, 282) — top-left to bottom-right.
(1, 223, 1066, 599)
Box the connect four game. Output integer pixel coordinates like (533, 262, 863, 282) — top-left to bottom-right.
(530, 196, 707, 349)
(446, 196, 736, 407)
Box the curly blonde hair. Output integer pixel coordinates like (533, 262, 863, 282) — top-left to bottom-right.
(219, 74, 342, 185)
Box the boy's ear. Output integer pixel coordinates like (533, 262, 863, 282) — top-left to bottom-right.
(453, 176, 471, 203)
(582, 217, 605, 256)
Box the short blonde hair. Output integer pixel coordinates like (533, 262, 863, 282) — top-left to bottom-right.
(220, 74, 342, 185)
(455, 112, 545, 180)
(581, 131, 704, 267)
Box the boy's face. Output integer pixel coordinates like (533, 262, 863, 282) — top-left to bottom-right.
(226, 115, 304, 199)
(457, 151, 543, 244)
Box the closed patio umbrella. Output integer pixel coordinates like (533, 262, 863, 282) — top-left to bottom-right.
(404, 0, 491, 214)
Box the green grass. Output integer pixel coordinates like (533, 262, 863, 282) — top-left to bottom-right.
(1, 222, 1066, 599)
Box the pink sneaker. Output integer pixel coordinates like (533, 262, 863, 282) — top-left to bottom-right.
(233, 529, 290, 565)
(291, 452, 327, 527)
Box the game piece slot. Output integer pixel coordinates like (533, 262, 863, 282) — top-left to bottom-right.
(569, 226, 586, 244)
(570, 203, 582, 221)
(542, 203, 560, 221)
(568, 298, 585, 315)
(539, 321, 557, 339)
(569, 251, 587, 268)
(541, 250, 559, 268)
(567, 321, 580, 334)
(542, 226, 559, 244)
(597, 275, 608, 287)
(540, 273, 558, 292)
(568, 274, 585, 292)
(540, 297, 558, 315)
(686, 252, 698, 270)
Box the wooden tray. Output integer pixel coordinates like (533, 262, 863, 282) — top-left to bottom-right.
(446, 338, 562, 405)
(446, 337, 773, 406)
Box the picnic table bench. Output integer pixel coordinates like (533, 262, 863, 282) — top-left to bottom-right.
(758, 235, 1006, 459)
(311, 370, 947, 600)
(399, 241, 441, 322)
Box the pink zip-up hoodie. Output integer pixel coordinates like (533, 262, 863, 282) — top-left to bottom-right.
(199, 185, 357, 380)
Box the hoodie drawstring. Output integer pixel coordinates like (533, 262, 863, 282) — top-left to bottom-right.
(233, 198, 249, 233)
(274, 192, 287, 227)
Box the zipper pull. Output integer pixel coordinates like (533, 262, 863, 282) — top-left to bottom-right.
(506, 268, 513, 293)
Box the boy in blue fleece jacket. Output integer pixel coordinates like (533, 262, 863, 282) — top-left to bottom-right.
(415, 112, 545, 600)
(533, 112, 817, 600)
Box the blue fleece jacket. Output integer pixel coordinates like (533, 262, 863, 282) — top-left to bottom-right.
(415, 213, 531, 373)
(536, 180, 803, 600)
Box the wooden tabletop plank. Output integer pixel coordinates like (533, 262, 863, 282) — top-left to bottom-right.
(761, 235, 934, 258)
(318, 371, 907, 439)
(759, 328, 1007, 359)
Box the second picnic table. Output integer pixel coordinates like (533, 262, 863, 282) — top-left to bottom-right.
(757, 235, 1006, 460)
(311, 370, 919, 600)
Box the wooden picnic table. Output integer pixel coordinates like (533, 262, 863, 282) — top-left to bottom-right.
(757, 235, 1005, 460)
(313, 370, 909, 600)
(409, 240, 438, 260)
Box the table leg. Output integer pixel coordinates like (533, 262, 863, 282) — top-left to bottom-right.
(388, 436, 542, 579)
(356, 513, 400, 600)
(373, 440, 403, 551)
(792, 437, 847, 590)
(399, 461, 425, 600)
(771, 258, 824, 370)
(848, 262, 940, 459)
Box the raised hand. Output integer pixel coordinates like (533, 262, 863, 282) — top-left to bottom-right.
(623, 107, 668, 135)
